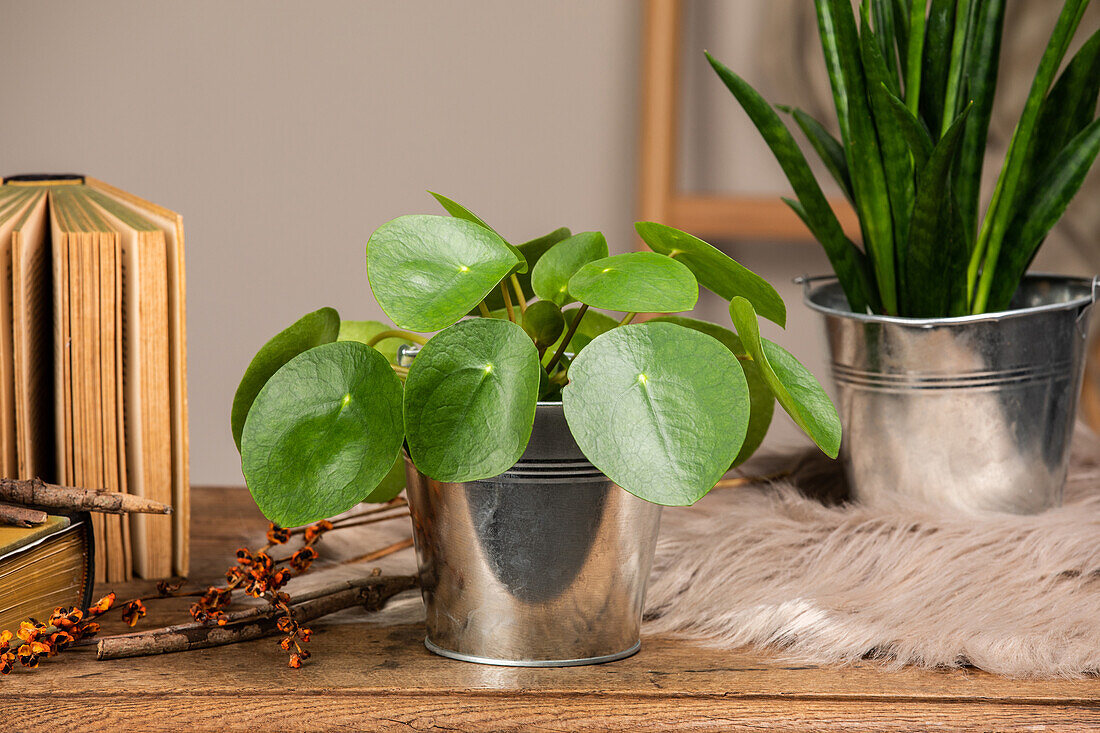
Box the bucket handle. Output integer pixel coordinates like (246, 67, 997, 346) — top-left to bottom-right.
(793, 274, 836, 297)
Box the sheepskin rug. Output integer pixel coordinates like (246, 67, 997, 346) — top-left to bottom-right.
(643, 424, 1100, 678)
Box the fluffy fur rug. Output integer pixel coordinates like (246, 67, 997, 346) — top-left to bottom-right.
(644, 424, 1100, 678)
(294, 425, 1100, 678)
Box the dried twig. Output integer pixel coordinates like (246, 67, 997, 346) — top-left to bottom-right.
(339, 537, 415, 566)
(0, 477, 171, 515)
(712, 471, 792, 490)
(0, 502, 47, 527)
(96, 574, 418, 660)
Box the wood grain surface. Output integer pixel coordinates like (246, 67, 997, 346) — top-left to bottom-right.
(4, 486, 1097, 731)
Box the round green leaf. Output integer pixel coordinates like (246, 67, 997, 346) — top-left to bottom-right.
(521, 300, 565, 350)
(531, 231, 609, 306)
(567, 252, 698, 313)
(428, 191, 528, 273)
(367, 215, 519, 332)
(404, 318, 540, 482)
(231, 307, 340, 451)
(651, 315, 774, 466)
(729, 296, 841, 458)
(241, 341, 404, 527)
(636, 221, 786, 326)
(563, 322, 749, 505)
(337, 320, 415, 364)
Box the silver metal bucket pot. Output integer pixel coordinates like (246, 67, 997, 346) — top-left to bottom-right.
(404, 403, 662, 666)
(803, 274, 1097, 514)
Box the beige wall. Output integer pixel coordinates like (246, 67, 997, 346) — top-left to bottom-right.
(3, 1, 1092, 485)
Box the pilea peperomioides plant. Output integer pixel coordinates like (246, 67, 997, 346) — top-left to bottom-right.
(232, 193, 841, 527)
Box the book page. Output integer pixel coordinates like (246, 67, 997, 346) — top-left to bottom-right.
(12, 191, 56, 480)
(0, 191, 44, 476)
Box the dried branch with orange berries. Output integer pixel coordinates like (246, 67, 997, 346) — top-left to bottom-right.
(0, 497, 415, 674)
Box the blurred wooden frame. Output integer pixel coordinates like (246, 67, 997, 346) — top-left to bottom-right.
(637, 0, 859, 241)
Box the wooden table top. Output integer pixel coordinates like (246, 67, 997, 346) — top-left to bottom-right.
(8, 486, 1099, 731)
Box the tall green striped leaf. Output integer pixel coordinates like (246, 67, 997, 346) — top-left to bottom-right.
(779, 105, 854, 203)
(918, 0, 957, 137)
(879, 83, 934, 170)
(1017, 28, 1100, 210)
(862, 8, 914, 311)
(904, 107, 972, 317)
(904, 0, 927, 114)
(707, 51, 878, 314)
(955, 0, 1005, 250)
(941, 0, 978, 134)
(871, 0, 901, 82)
(972, 0, 1090, 313)
(985, 119, 1100, 311)
(816, 0, 898, 314)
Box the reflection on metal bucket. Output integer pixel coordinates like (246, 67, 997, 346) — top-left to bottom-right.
(405, 403, 662, 666)
(804, 274, 1097, 514)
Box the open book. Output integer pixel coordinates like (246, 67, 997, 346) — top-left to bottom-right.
(0, 175, 189, 581)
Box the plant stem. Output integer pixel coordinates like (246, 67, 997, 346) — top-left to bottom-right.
(391, 365, 409, 376)
(905, 0, 926, 115)
(501, 282, 516, 323)
(509, 274, 527, 315)
(477, 301, 492, 318)
(618, 312, 636, 326)
(545, 304, 588, 374)
(365, 329, 428, 348)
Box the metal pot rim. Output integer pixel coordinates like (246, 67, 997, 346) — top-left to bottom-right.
(799, 272, 1097, 327)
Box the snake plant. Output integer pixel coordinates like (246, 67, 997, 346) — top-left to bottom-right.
(709, 0, 1100, 317)
(231, 193, 840, 526)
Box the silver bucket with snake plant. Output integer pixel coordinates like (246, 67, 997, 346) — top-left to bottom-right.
(803, 273, 1097, 514)
(404, 402, 661, 667)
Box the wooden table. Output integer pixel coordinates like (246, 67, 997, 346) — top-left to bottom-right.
(8, 487, 1099, 731)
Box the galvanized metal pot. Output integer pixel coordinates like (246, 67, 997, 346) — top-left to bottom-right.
(804, 274, 1097, 514)
(404, 403, 662, 667)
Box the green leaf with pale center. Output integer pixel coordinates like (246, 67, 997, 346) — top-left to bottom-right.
(563, 322, 748, 505)
(635, 222, 786, 327)
(241, 341, 404, 527)
(231, 307, 340, 451)
(651, 316, 775, 467)
(404, 318, 540, 482)
(567, 252, 698, 313)
(338, 320, 415, 364)
(729, 296, 841, 458)
(366, 215, 519, 332)
(428, 191, 528, 274)
(531, 231, 609, 306)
